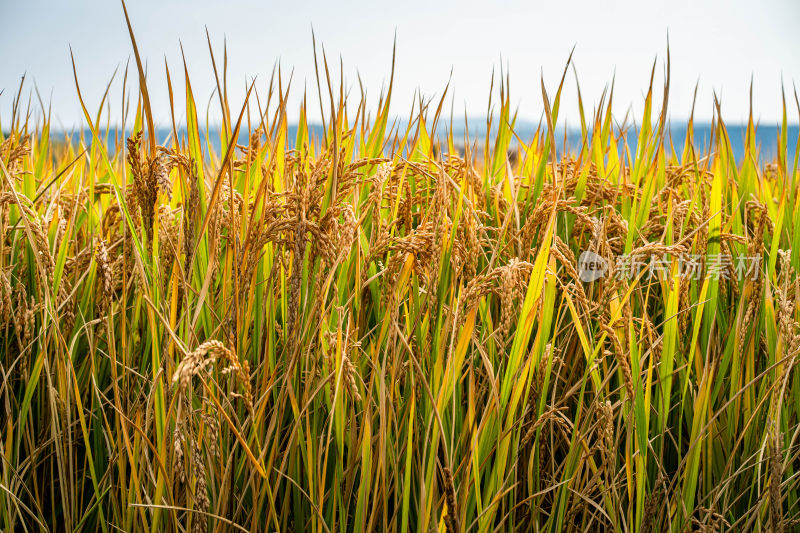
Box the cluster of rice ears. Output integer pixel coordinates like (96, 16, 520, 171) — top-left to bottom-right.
(2, 22, 800, 533)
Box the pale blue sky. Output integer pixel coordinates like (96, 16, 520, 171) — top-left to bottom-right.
(1, 0, 798, 129)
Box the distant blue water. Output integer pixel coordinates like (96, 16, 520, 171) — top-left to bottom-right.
(448, 122, 799, 163)
(54, 122, 798, 164)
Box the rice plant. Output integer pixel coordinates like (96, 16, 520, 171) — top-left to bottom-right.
(1, 9, 800, 533)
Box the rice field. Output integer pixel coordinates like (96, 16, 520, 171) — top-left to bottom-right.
(2, 14, 800, 533)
